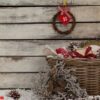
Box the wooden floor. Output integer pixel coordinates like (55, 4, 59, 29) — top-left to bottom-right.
(0, 0, 99, 90)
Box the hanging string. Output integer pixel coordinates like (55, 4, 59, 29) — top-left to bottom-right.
(63, 0, 67, 5)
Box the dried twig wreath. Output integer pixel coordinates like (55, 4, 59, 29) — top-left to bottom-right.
(52, 0, 76, 35)
(52, 6, 76, 35)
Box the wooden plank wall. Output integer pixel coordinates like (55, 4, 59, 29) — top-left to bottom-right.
(0, 0, 99, 89)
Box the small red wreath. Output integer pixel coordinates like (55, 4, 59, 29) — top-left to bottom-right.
(52, 7, 76, 35)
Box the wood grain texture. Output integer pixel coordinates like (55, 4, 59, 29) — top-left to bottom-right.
(0, 7, 100, 23)
(0, 0, 99, 6)
(0, 0, 99, 90)
(0, 57, 48, 72)
(0, 23, 99, 39)
(0, 73, 43, 88)
(0, 40, 99, 72)
(0, 40, 76, 56)
(0, 40, 99, 56)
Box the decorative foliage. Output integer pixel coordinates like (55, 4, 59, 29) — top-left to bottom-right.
(44, 59, 88, 100)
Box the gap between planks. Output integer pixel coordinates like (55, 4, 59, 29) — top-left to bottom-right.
(0, 5, 100, 7)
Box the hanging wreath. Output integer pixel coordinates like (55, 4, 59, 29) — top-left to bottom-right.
(52, 0, 76, 35)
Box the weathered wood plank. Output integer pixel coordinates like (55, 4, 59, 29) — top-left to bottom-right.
(0, 40, 99, 72)
(0, 57, 48, 72)
(0, 0, 99, 6)
(0, 73, 43, 88)
(0, 40, 77, 56)
(1, 51, 100, 72)
(0, 7, 100, 23)
(0, 40, 99, 56)
(0, 23, 99, 39)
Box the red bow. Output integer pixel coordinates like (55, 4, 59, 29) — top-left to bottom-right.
(56, 47, 97, 59)
(72, 46, 97, 59)
(57, 6, 71, 25)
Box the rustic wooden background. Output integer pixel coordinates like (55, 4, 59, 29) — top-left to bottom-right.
(0, 0, 99, 89)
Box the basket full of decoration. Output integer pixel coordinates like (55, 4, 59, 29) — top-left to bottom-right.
(44, 42, 100, 97)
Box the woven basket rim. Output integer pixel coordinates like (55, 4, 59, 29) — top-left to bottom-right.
(46, 56, 100, 63)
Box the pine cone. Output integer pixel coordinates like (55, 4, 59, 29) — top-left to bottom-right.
(8, 90, 20, 100)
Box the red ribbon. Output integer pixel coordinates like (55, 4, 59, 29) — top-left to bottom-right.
(72, 46, 97, 58)
(57, 6, 71, 25)
(56, 46, 97, 59)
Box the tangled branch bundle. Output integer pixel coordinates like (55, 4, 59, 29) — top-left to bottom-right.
(44, 58, 88, 100)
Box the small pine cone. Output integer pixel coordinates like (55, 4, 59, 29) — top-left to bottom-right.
(8, 90, 20, 100)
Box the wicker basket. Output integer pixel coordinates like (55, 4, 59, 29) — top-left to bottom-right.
(46, 57, 100, 95)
